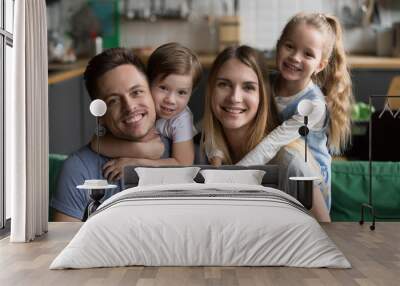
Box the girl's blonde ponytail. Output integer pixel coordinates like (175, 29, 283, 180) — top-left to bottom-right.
(316, 15, 354, 154)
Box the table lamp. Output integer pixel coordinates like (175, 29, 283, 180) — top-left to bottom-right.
(289, 99, 318, 210)
(77, 99, 117, 221)
(297, 99, 313, 162)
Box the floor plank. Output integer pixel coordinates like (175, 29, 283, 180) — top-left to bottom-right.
(0, 222, 399, 286)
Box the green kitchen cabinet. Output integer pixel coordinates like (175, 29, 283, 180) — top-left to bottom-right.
(88, 0, 120, 49)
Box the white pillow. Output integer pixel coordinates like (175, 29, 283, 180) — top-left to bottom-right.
(200, 169, 266, 185)
(135, 167, 201, 186)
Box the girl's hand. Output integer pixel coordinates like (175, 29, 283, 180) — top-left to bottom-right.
(102, 158, 139, 182)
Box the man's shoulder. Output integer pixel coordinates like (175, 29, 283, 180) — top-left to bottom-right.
(65, 145, 96, 164)
(57, 145, 110, 189)
(62, 145, 102, 174)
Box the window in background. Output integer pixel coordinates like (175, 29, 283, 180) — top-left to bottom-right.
(1, 0, 14, 231)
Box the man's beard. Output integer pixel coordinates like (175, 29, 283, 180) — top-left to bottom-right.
(119, 122, 157, 142)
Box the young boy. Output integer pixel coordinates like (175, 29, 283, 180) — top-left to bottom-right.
(92, 43, 202, 181)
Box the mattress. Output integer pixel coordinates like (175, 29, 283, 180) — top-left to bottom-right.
(50, 183, 350, 269)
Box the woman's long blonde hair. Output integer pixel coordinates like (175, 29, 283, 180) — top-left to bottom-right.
(278, 13, 354, 154)
(201, 45, 280, 164)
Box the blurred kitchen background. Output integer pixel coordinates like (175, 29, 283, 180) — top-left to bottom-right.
(47, 0, 400, 58)
(47, 0, 400, 159)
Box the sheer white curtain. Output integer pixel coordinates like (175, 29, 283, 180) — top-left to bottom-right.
(7, 0, 48, 242)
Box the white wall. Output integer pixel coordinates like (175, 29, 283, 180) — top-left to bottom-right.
(120, 0, 400, 55)
(239, 0, 334, 50)
(120, 0, 372, 53)
(242, 0, 400, 54)
(238, 0, 400, 54)
(120, 0, 332, 52)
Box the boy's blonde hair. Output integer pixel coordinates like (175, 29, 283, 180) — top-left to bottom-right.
(147, 42, 203, 90)
(277, 13, 354, 154)
(201, 45, 280, 164)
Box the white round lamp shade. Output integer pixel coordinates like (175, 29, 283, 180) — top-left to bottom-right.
(90, 99, 107, 117)
(77, 179, 117, 190)
(297, 99, 313, 116)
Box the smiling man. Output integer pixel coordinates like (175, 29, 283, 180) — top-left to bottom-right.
(51, 48, 170, 222)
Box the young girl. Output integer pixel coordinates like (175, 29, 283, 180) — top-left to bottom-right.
(94, 42, 202, 181)
(231, 13, 352, 210)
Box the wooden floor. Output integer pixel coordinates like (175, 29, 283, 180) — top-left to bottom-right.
(0, 222, 399, 286)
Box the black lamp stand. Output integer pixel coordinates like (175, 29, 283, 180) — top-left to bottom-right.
(82, 189, 105, 222)
(289, 115, 314, 210)
(79, 99, 116, 222)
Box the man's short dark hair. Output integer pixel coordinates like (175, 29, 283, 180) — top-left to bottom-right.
(83, 48, 146, 100)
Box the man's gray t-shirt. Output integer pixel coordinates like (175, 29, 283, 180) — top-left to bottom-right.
(50, 136, 170, 220)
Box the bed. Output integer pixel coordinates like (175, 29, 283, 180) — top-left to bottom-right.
(50, 165, 350, 269)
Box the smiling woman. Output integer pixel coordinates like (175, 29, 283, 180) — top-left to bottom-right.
(201, 45, 280, 165)
(212, 58, 260, 137)
(201, 45, 331, 222)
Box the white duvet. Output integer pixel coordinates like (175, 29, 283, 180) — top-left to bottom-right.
(50, 183, 350, 269)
